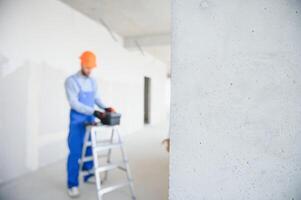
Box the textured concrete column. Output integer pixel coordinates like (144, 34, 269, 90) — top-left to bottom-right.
(170, 0, 301, 199)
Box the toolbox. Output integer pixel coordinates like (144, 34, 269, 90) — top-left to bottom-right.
(101, 112, 121, 125)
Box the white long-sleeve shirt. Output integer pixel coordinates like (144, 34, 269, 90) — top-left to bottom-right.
(65, 71, 107, 115)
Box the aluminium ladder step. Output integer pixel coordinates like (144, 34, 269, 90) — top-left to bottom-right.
(85, 141, 92, 146)
(95, 162, 127, 173)
(98, 181, 133, 196)
(81, 169, 94, 176)
(80, 154, 109, 163)
(81, 156, 93, 163)
(81, 161, 127, 176)
(86, 139, 113, 147)
(94, 142, 122, 152)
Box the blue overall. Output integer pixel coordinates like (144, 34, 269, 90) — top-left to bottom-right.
(67, 76, 95, 188)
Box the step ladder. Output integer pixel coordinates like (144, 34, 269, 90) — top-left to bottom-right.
(79, 123, 136, 200)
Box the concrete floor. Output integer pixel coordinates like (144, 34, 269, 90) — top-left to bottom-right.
(0, 123, 169, 200)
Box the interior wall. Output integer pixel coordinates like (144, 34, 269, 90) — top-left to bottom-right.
(0, 0, 168, 183)
(0, 65, 29, 185)
(170, 0, 301, 199)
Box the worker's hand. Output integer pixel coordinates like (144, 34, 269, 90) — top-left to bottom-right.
(105, 107, 115, 113)
(93, 110, 106, 120)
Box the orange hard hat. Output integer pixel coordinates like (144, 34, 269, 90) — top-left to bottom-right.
(80, 51, 96, 69)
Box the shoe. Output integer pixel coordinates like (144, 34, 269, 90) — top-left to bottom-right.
(67, 187, 80, 198)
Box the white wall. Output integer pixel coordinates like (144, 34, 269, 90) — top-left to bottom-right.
(0, 0, 167, 183)
(170, 0, 301, 199)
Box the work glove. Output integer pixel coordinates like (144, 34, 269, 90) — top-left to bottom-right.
(105, 107, 115, 113)
(93, 110, 106, 120)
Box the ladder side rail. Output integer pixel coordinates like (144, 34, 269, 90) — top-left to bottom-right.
(115, 127, 137, 200)
(79, 126, 91, 173)
(104, 127, 114, 181)
(91, 127, 103, 200)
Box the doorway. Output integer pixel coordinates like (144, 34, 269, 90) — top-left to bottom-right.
(144, 77, 151, 124)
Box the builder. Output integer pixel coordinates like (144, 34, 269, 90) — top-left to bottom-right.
(64, 51, 115, 198)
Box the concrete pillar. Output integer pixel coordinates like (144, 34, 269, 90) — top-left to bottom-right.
(170, 0, 301, 199)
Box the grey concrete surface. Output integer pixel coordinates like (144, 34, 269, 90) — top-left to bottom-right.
(0, 123, 169, 200)
(170, 0, 301, 199)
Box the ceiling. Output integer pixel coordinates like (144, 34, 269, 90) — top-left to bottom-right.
(60, 0, 171, 70)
